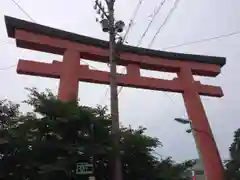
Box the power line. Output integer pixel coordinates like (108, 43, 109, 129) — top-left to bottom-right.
(99, 0, 144, 105)
(137, 0, 167, 46)
(2, 1, 100, 72)
(116, 19, 234, 111)
(136, 0, 181, 109)
(162, 30, 240, 50)
(122, 0, 144, 43)
(0, 40, 99, 71)
(0, 36, 99, 71)
(116, 0, 183, 112)
(0, 61, 99, 71)
(0, 65, 16, 70)
(10, 0, 36, 22)
(117, 0, 180, 95)
(116, 28, 239, 115)
(117, 0, 181, 105)
(117, 0, 170, 95)
(148, 0, 181, 48)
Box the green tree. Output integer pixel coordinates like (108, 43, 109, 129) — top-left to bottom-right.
(225, 129, 240, 180)
(0, 88, 194, 180)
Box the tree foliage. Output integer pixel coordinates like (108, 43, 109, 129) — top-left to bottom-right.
(0, 88, 194, 180)
(225, 129, 240, 180)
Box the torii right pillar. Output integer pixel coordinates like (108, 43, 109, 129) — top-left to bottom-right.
(178, 66, 224, 180)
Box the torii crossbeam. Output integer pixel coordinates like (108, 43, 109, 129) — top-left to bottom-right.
(5, 16, 226, 180)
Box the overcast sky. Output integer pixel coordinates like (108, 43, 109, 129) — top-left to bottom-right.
(0, 0, 240, 162)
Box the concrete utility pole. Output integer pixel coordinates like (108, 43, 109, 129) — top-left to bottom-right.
(93, 1, 125, 180)
(108, 2, 122, 180)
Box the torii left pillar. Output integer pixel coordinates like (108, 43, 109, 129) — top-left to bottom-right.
(58, 49, 80, 101)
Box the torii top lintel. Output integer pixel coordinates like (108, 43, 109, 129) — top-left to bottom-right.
(4, 16, 226, 100)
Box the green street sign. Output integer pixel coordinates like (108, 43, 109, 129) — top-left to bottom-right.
(76, 162, 93, 175)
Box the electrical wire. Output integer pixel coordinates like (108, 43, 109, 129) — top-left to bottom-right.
(142, 0, 179, 106)
(2, 0, 100, 72)
(0, 61, 99, 71)
(122, 0, 144, 43)
(116, 0, 176, 95)
(161, 30, 240, 50)
(115, 0, 189, 113)
(142, 29, 240, 107)
(137, 0, 167, 46)
(148, 0, 181, 48)
(116, 0, 170, 96)
(99, 0, 144, 104)
(10, 0, 36, 22)
(0, 65, 16, 70)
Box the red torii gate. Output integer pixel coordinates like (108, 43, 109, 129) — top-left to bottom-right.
(5, 16, 226, 180)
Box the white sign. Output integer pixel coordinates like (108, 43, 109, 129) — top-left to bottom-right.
(76, 162, 93, 175)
